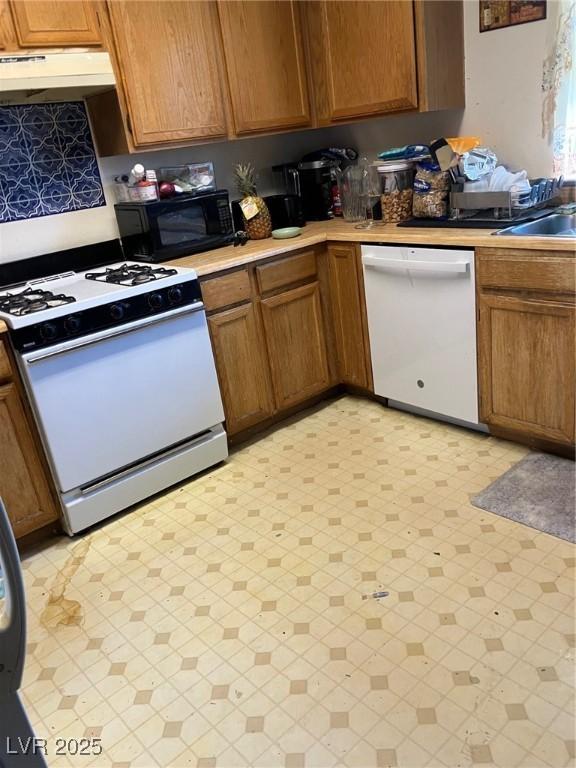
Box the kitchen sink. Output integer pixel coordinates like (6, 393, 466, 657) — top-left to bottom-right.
(495, 213, 576, 238)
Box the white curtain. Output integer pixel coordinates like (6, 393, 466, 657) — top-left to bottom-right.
(542, 0, 576, 178)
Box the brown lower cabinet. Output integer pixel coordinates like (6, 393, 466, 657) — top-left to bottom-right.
(0, 378, 59, 538)
(202, 245, 345, 437)
(478, 294, 575, 445)
(261, 281, 331, 409)
(208, 303, 275, 435)
(327, 243, 373, 389)
(477, 248, 575, 448)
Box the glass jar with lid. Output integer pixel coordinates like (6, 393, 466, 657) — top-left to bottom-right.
(377, 160, 415, 223)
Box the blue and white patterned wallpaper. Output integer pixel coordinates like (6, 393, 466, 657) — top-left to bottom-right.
(0, 101, 105, 223)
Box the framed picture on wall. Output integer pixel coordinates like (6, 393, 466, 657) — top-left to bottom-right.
(480, 0, 547, 32)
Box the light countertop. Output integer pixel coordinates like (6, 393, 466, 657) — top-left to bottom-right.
(0, 220, 571, 341)
(165, 219, 575, 277)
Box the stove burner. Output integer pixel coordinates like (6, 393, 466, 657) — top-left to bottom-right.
(85, 264, 178, 287)
(0, 287, 76, 316)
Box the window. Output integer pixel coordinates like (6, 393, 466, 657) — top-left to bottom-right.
(542, 0, 576, 180)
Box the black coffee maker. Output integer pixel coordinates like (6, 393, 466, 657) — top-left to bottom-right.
(273, 159, 335, 221)
(273, 148, 357, 221)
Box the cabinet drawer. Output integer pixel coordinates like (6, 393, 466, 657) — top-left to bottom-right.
(256, 249, 317, 294)
(0, 339, 12, 384)
(477, 249, 575, 294)
(201, 269, 251, 312)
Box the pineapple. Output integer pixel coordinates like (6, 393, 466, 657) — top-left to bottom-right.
(233, 162, 272, 240)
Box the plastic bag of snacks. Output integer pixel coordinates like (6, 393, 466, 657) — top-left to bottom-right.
(412, 162, 451, 219)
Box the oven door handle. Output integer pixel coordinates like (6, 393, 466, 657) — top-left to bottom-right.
(22, 301, 205, 364)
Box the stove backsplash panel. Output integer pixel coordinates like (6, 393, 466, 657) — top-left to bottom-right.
(0, 101, 105, 224)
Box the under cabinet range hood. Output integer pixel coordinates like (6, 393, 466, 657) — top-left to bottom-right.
(0, 51, 115, 103)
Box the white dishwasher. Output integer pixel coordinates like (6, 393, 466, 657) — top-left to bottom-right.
(361, 244, 483, 429)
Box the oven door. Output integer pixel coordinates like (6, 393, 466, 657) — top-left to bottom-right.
(19, 303, 225, 493)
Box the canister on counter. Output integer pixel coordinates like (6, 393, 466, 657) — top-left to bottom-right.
(376, 161, 415, 223)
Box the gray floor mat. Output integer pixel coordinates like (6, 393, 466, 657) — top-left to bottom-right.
(471, 452, 575, 543)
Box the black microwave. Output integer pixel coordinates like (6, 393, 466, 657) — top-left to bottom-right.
(114, 190, 234, 262)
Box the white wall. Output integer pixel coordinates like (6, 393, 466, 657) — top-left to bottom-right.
(457, 0, 556, 176)
(0, 124, 350, 264)
(0, 1, 557, 265)
(331, 0, 557, 176)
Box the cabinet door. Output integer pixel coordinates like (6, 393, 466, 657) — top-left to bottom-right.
(0, 0, 18, 49)
(218, 0, 311, 134)
(327, 244, 370, 389)
(261, 282, 331, 409)
(0, 382, 59, 538)
(478, 294, 575, 445)
(208, 303, 275, 435)
(107, 1, 228, 146)
(304, 0, 418, 123)
(9, 1, 101, 46)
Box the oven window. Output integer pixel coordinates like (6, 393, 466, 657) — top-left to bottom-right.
(156, 206, 207, 246)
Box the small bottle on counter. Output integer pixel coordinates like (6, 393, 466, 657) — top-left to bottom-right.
(127, 164, 158, 202)
(128, 163, 146, 186)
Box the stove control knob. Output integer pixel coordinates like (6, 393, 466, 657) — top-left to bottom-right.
(110, 303, 127, 321)
(64, 315, 81, 334)
(148, 292, 164, 310)
(40, 322, 57, 341)
(168, 286, 183, 304)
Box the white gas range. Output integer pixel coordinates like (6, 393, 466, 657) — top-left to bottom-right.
(0, 261, 227, 535)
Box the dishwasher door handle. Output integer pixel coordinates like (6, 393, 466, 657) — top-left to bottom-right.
(363, 255, 470, 274)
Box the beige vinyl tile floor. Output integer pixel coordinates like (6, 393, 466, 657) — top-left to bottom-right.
(16, 396, 576, 768)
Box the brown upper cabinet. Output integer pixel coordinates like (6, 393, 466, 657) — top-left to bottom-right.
(413, 1, 466, 112)
(88, 0, 465, 154)
(303, 0, 464, 125)
(103, 0, 229, 147)
(0, 1, 17, 49)
(303, 1, 418, 123)
(218, 1, 311, 135)
(8, 0, 101, 47)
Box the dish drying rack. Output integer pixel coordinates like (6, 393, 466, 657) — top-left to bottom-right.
(450, 176, 563, 222)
